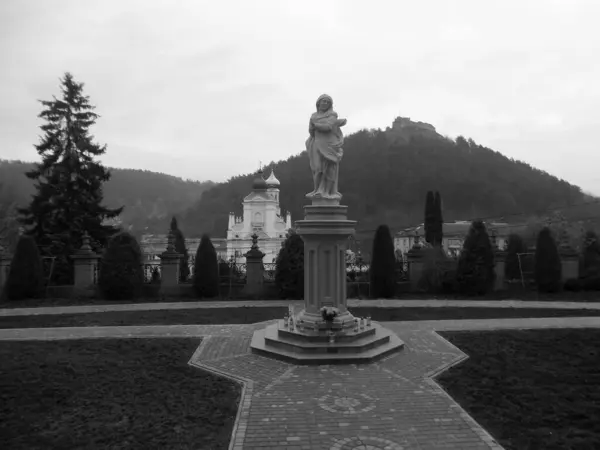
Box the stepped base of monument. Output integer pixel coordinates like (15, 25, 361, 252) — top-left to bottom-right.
(250, 320, 404, 365)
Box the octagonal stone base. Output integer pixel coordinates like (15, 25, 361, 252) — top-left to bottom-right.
(250, 320, 404, 365)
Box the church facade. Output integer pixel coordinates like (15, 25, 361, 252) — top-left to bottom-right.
(227, 169, 292, 263)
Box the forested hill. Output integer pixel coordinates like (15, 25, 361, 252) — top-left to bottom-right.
(179, 123, 588, 239)
(0, 160, 215, 235)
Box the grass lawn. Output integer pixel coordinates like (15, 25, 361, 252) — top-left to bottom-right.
(1, 307, 600, 329)
(437, 329, 600, 450)
(0, 338, 239, 450)
(2, 287, 599, 309)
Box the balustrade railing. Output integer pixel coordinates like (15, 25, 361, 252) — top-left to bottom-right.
(143, 264, 161, 284)
(218, 262, 247, 284)
(263, 262, 276, 282)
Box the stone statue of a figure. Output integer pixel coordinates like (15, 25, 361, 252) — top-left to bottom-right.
(305, 94, 347, 200)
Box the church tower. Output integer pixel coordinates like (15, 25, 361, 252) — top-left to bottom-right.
(226, 168, 292, 263)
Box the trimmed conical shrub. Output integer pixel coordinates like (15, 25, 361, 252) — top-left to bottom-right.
(433, 191, 444, 246)
(193, 234, 219, 298)
(98, 231, 144, 300)
(505, 233, 527, 281)
(534, 227, 562, 293)
(370, 225, 396, 298)
(424, 191, 435, 245)
(275, 230, 304, 299)
(456, 220, 496, 295)
(581, 230, 600, 279)
(5, 235, 45, 300)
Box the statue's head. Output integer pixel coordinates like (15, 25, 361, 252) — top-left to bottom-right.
(316, 94, 333, 113)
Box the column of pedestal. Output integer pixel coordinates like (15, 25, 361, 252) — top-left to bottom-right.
(295, 200, 356, 329)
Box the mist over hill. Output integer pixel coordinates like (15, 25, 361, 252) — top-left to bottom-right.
(178, 117, 595, 245)
(0, 159, 215, 243)
(3, 116, 599, 254)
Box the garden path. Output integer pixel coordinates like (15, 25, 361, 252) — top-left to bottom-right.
(2, 298, 600, 316)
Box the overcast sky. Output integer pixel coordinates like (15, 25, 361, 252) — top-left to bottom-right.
(1, 0, 599, 194)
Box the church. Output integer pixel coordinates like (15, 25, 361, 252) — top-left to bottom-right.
(227, 169, 292, 263)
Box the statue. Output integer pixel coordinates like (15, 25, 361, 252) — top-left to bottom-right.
(305, 94, 347, 200)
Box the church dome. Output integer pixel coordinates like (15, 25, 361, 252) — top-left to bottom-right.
(265, 169, 280, 187)
(252, 170, 268, 190)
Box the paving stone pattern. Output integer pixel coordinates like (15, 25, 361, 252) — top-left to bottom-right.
(190, 327, 504, 450)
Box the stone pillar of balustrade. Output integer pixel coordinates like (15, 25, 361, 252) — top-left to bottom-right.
(559, 245, 580, 283)
(159, 231, 182, 296)
(243, 233, 265, 298)
(0, 244, 11, 298)
(494, 249, 507, 291)
(406, 237, 424, 292)
(70, 232, 100, 295)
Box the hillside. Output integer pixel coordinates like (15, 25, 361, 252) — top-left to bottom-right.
(178, 117, 598, 246)
(0, 159, 215, 246)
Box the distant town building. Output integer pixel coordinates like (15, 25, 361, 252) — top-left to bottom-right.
(139, 169, 292, 265)
(140, 236, 228, 263)
(227, 169, 292, 263)
(394, 221, 525, 258)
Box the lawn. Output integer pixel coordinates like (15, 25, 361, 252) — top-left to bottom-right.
(0, 338, 239, 450)
(1, 307, 600, 329)
(437, 329, 600, 450)
(2, 287, 599, 309)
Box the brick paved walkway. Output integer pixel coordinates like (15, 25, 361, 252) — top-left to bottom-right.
(2, 298, 600, 316)
(190, 325, 503, 450)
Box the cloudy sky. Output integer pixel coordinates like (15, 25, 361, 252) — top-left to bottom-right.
(1, 0, 599, 193)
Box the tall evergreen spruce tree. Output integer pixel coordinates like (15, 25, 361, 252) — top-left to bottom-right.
(534, 227, 562, 293)
(170, 217, 190, 282)
(455, 220, 496, 295)
(370, 225, 396, 298)
(424, 191, 435, 245)
(433, 191, 444, 246)
(17, 73, 122, 284)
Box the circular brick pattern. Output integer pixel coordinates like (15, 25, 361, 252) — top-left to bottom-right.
(318, 394, 376, 415)
(330, 436, 404, 450)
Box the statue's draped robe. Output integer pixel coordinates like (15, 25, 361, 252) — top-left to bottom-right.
(306, 109, 344, 198)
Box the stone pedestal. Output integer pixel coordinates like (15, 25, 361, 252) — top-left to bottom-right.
(250, 197, 404, 365)
(70, 233, 100, 289)
(294, 199, 357, 332)
(243, 233, 265, 298)
(160, 231, 182, 295)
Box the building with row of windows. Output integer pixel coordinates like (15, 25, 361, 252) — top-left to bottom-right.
(394, 221, 527, 258)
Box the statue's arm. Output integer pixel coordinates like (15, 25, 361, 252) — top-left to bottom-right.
(313, 121, 332, 132)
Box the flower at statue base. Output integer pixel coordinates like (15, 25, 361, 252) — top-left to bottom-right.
(321, 306, 339, 322)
